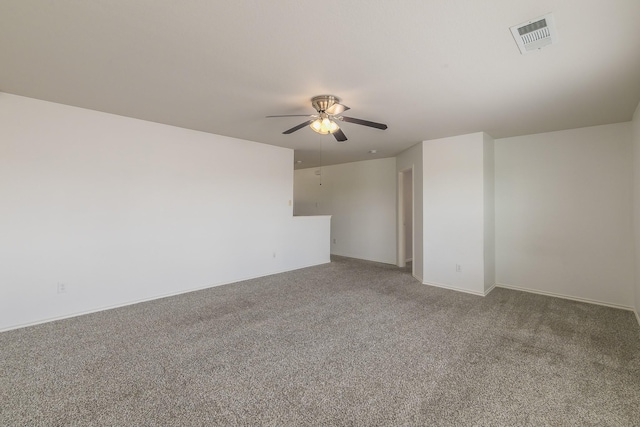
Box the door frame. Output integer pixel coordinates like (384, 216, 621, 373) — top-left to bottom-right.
(397, 166, 414, 276)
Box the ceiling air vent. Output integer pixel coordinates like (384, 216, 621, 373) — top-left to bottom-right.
(510, 13, 557, 54)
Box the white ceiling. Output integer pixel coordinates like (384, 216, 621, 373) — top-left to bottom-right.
(2, 1, 640, 169)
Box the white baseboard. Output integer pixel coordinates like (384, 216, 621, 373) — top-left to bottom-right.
(405, 258, 413, 263)
(635, 309, 640, 328)
(331, 252, 397, 266)
(422, 281, 496, 297)
(495, 282, 634, 311)
(484, 283, 496, 296)
(423, 280, 486, 297)
(0, 260, 331, 333)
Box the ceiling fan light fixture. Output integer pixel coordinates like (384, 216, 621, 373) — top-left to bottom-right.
(310, 117, 339, 134)
(268, 94, 386, 141)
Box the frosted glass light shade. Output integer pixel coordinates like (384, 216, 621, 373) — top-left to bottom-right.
(310, 118, 339, 134)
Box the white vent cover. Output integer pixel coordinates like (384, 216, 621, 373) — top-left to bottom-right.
(510, 13, 558, 54)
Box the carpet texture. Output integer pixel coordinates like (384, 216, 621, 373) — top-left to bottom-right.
(1, 256, 639, 426)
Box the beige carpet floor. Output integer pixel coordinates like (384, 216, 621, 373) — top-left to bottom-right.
(2, 256, 639, 426)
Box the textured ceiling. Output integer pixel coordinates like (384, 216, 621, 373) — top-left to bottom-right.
(2, 0, 640, 168)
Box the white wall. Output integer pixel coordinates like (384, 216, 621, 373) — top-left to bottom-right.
(294, 158, 396, 264)
(397, 143, 424, 281)
(632, 102, 640, 324)
(495, 123, 634, 309)
(422, 132, 492, 295)
(483, 133, 496, 293)
(403, 169, 413, 260)
(0, 93, 330, 331)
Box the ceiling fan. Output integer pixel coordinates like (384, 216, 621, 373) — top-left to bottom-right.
(266, 95, 388, 142)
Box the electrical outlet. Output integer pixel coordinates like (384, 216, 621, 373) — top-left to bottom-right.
(57, 283, 66, 294)
(455, 264, 462, 273)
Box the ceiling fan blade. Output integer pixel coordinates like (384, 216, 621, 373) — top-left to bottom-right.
(266, 114, 314, 118)
(326, 103, 350, 115)
(333, 129, 348, 142)
(339, 116, 388, 130)
(283, 120, 314, 134)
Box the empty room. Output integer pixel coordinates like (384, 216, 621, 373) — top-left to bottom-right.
(1, 1, 640, 426)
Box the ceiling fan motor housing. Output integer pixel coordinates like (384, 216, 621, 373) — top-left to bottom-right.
(311, 95, 340, 113)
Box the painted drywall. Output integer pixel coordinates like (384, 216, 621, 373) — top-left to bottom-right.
(293, 158, 396, 264)
(632, 101, 640, 324)
(422, 132, 492, 295)
(483, 133, 496, 293)
(286, 216, 332, 268)
(495, 123, 634, 309)
(403, 169, 413, 261)
(0, 93, 330, 331)
(397, 143, 424, 281)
